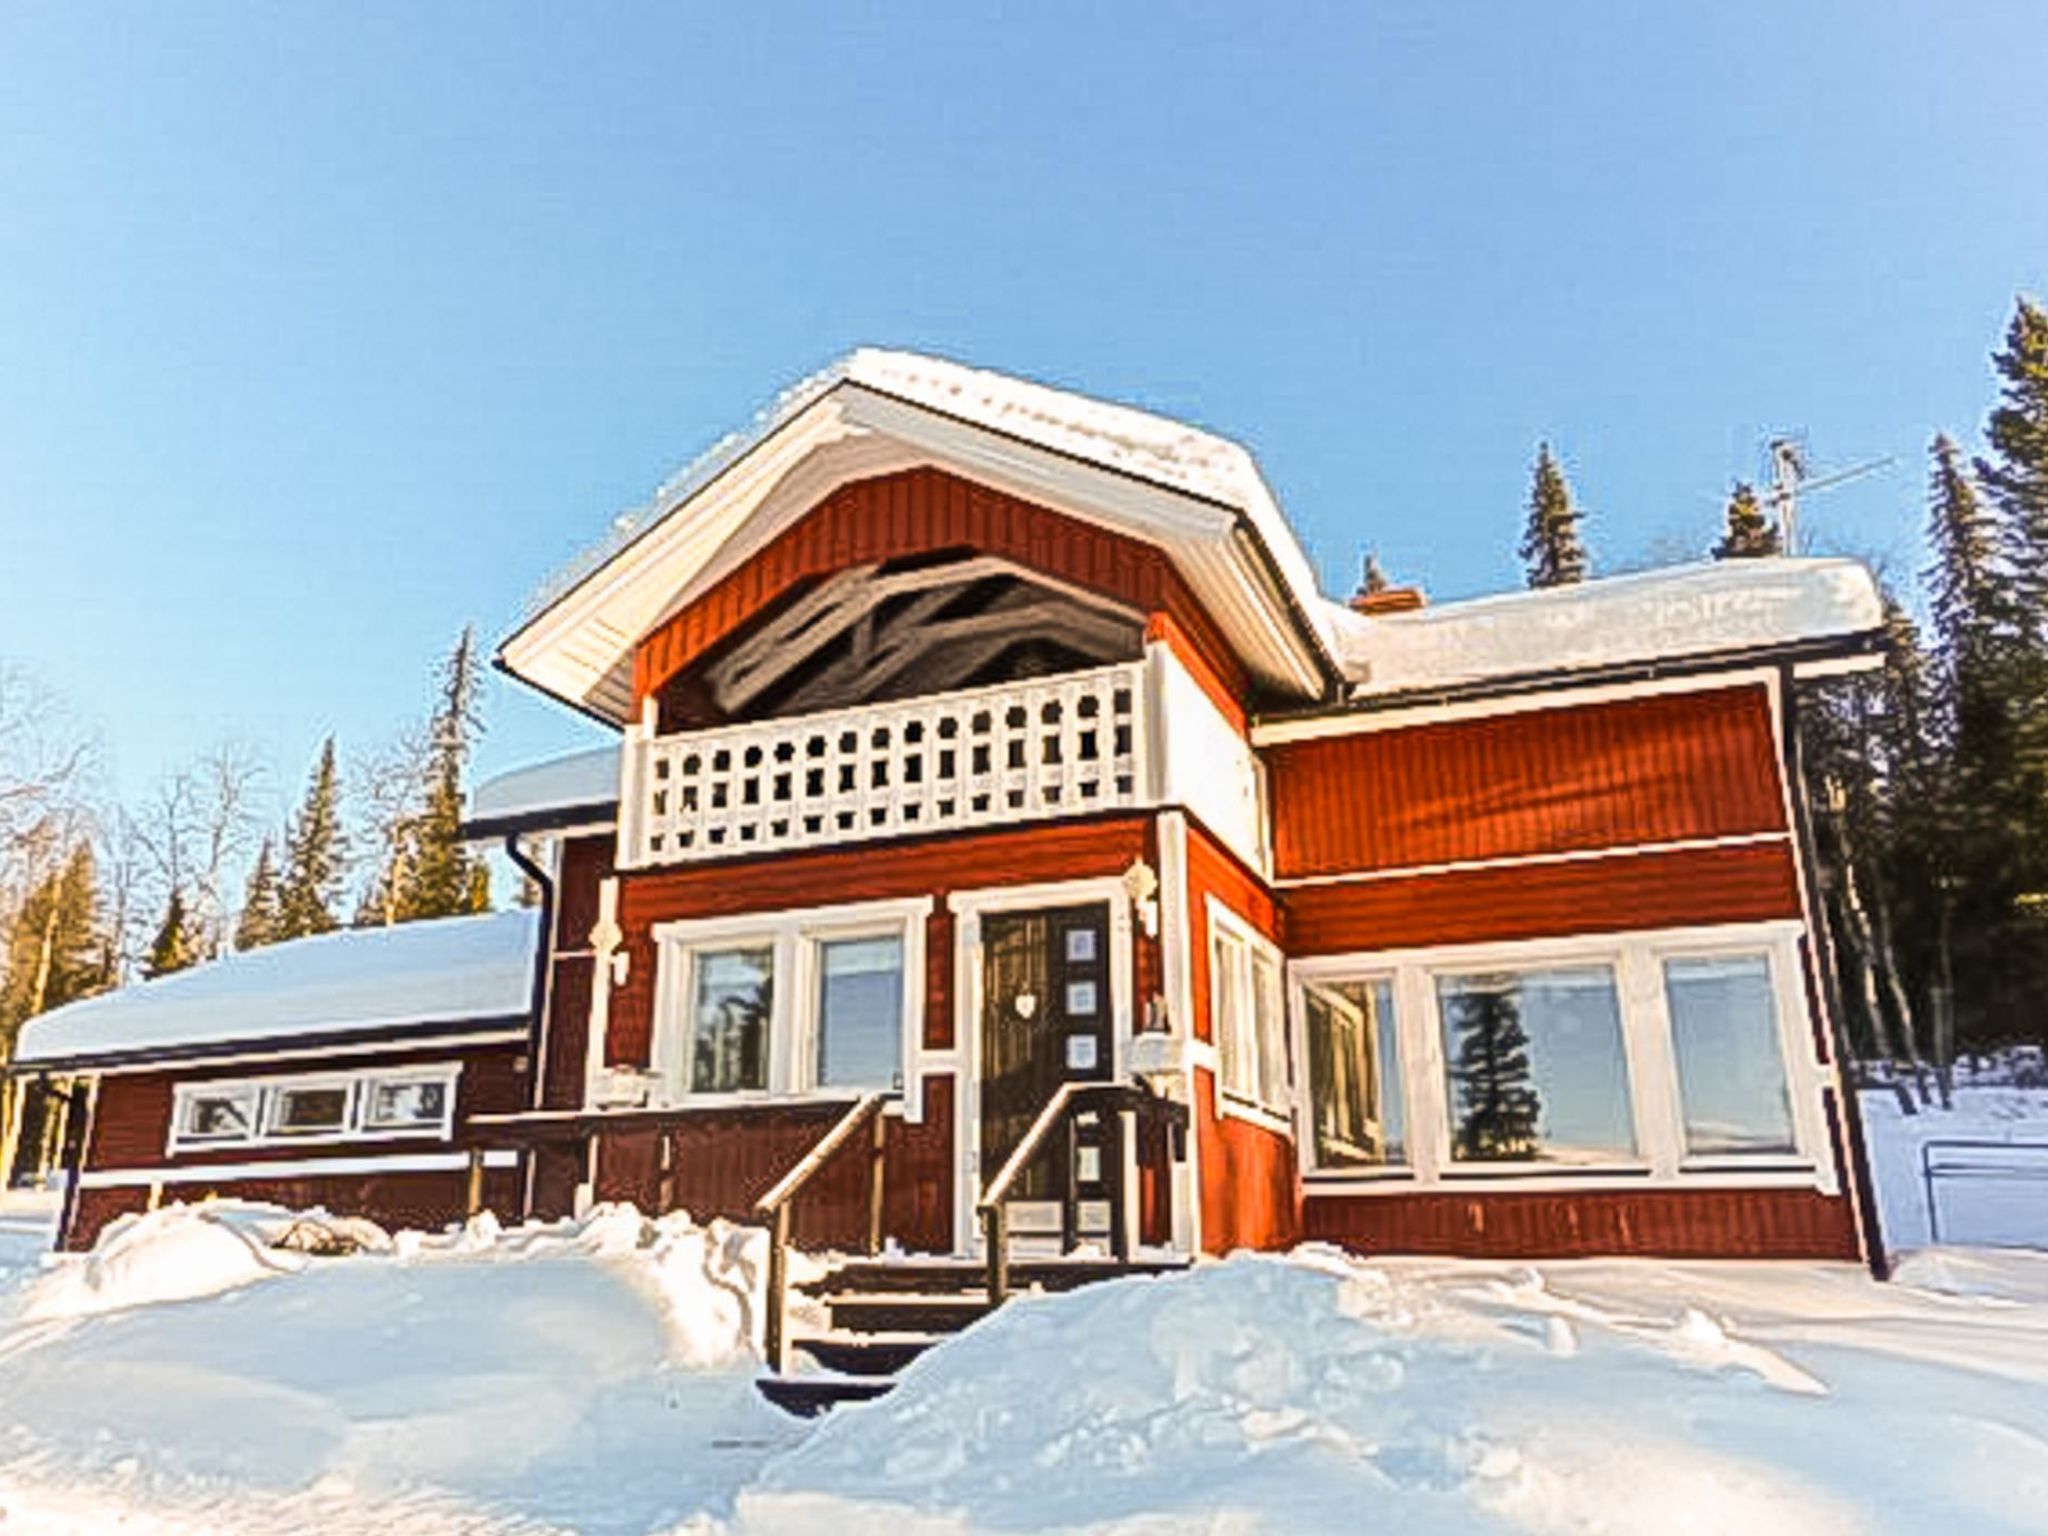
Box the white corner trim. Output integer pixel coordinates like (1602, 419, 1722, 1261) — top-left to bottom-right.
(81, 1150, 519, 1190)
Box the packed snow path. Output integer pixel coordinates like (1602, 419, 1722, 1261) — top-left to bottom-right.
(0, 1201, 2045, 1534)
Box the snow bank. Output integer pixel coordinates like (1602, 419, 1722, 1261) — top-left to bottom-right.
(742, 1250, 2048, 1536)
(0, 1201, 799, 1534)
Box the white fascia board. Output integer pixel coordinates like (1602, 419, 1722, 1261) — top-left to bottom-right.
(500, 381, 1332, 721)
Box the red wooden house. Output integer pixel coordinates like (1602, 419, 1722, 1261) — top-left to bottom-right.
(17, 353, 1889, 1344)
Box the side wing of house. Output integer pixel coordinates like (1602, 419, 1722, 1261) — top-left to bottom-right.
(1258, 672, 1867, 1260)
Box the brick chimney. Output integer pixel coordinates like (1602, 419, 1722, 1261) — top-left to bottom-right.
(1350, 552, 1425, 616)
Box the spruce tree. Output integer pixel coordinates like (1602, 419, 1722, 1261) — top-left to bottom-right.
(1714, 482, 1782, 559)
(1519, 443, 1590, 587)
(1446, 984, 1541, 1159)
(0, 843, 112, 1056)
(274, 739, 346, 942)
(1977, 296, 2048, 634)
(144, 889, 199, 979)
(392, 628, 491, 921)
(235, 837, 280, 951)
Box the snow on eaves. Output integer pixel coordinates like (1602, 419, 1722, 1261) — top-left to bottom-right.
(521, 348, 1330, 649)
(13, 910, 539, 1067)
(467, 745, 619, 829)
(1327, 556, 1884, 699)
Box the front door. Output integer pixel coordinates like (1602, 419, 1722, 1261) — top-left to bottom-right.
(979, 902, 1112, 1201)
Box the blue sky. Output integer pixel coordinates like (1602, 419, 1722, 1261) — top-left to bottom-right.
(2, 4, 2045, 821)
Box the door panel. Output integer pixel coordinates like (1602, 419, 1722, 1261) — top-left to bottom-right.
(979, 902, 1111, 1201)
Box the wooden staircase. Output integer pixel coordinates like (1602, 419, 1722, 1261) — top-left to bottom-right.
(751, 1081, 1191, 1416)
(758, 1254, 1186, 1416)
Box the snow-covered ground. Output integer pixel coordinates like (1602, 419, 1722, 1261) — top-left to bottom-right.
(1, 1196, 2046, 1534)
(1862, 1085, 2048, 1252)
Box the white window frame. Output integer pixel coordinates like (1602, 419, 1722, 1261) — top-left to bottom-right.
(169, 1081, 262, 1149)
(358, 1066, 463, 1139)
(1293, 973, 1408, 1178)
(649, 896, 933, 1116)
(1288, 920, 1835, 1194)
(1206, 897, 1291, 1129)
(166, 1062, 464, 1155)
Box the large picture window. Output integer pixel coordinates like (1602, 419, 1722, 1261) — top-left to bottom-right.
(1437, 967, 1635, 1166)
(1291, 922, 1824, 1191)
(1664, 954, 1796, 1156)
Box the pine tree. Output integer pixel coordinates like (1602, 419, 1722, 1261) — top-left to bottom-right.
(392, 628, 491, 921)
(1518, 443, 1590, 588)
(234, 837, 280, 951)
(1977, 296, 2048, 634)
(1714, 482, 1782, 559)
(144, 889, 199, 979)
(1446, 984, 1541, 1159)
(274, 739, 346, 942)
(0, 843, 112, 1056)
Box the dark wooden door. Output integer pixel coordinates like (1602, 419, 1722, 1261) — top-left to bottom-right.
(979, 902, 1111, 1199)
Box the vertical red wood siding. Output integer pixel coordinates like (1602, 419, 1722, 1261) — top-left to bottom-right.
(1265, 684, 1788, 880)
(1283, 842, 1805, 957)
(631, 467, 1250, 714)
(1180, 818, 1299, 1253)
(1301, 1186, 1861, 1261)
(591, 1077, 956, 1253)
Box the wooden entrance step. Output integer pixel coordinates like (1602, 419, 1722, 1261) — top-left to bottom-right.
(756, 1254, 1188, 1416)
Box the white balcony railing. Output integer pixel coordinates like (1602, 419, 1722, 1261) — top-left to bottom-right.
(618, 660, 1152, 868)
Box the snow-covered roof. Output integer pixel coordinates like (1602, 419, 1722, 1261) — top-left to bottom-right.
(1324, 557, 1884, 701)
(13, 910, 539, 1069)
(467, 745, 619, 832)
(500, 349, 1338, 721)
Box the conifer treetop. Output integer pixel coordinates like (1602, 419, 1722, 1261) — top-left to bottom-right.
(1518, 442, 1590, 588)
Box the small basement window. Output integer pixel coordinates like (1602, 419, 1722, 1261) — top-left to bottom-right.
(265, 1080, 354, 1137)
(361, 1070, 457, 1134)
(173, 1084, 259, 1146)
(165, 1063, 464, 1154)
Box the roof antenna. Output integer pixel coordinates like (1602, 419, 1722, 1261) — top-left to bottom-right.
(1764, 435, 1894, 556)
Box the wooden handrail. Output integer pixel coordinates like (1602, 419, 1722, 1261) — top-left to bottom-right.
(757, 1091, 896, 1373)
(756, 1091, 893, 1214)
(976, 1080, 1186, 1304)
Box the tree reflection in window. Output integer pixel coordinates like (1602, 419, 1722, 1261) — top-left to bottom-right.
(1443, 978, 1542, 1160)
(690, 946, 773, 1093)
(1439, 967, 1634, 1165)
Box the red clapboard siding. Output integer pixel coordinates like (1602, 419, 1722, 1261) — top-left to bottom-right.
(591, 1077, 955, 1253)
(85, 1044, 527, 1175)
(608, 814, 1153, 1068)
(1303, 1186, 1861, 1261)
(1284, 841, 1803, 957)
(1180, 817, 1299, 1254)
(631, 466, 1249, 713)
(1266, 685, 1788, 880)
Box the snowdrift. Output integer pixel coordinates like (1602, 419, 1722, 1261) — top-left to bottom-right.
(0, 1201, 801, 1535)
(742, 1250, 2048, 1536)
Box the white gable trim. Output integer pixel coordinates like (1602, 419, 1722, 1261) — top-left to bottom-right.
(500, 381, 1332, 724)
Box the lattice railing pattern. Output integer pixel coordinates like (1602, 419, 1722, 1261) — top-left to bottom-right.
(620, 661, 1151, 867)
